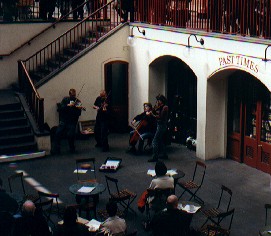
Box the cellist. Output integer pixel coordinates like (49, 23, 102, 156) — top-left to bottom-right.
(127, 103, 157, 155)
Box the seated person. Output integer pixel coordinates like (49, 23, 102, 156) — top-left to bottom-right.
(100, 201, 127, 236)
(55, 206, 89, 236)
(0, 177, 19, 214)
(150, 195, 193, 236)
(138, 161, 174, 213)
(127, 102, 156, 154)
(13, 200, 51, 236)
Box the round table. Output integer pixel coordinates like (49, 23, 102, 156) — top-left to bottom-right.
(259, 225, 271, 236)
(69, 182, 106, 197)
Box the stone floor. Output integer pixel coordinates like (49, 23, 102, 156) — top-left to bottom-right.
(0, 133, 270, 235)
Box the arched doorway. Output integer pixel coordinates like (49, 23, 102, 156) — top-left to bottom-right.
(227, 70, 271, 173)
(104, 61, 128, 133)
(149, 56, 197, 144)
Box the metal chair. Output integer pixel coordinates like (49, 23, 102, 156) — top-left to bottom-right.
(8, 172, 39, 204)
(177, 160, 206, 204)
(35, 198, 54, 225)
(264, 203, 271, 226)
(200, 208, 235, 236)
(37, 190, 63, 219)
(201, 185, 233, 228)
(105, 175, 137, 215)
(75, 157, 97, 183)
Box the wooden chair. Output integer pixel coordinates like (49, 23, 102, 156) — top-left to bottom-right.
(177, 160, 206, 204)
(75, 157, 97, 183)
(201, 185, 233, 228)
(67, 202, 97, 220)
(105, 175, 137, 215)
(8, 172, 39, 204)
(37, 191, 63, 219)
(200, 208, 235, 236)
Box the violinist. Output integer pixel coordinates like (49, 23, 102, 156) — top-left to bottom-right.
(51, 88, 82, 155)
(148, 95, 169, 162)
(93, 90, 110, 152)
(127, 103, 156, 155)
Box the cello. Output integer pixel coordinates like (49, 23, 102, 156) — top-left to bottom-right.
(129, 119, 148, 146)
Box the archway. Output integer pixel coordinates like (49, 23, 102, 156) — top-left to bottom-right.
(149, 56, 197, 144)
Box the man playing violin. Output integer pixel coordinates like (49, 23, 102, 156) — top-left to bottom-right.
(127, 103, 157, 155)
(148, 95, 169, 162)
(51, 88, 83, 155)
(93, 90, 110, 152)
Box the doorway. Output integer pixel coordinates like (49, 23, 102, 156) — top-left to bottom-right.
(104, 61, 128, 133)
(227, 71, 271, 173)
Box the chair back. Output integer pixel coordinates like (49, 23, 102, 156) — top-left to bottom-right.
(105, 175, 120, 197)
(75, 157, 96, 182)
(8, 172, 25, 195)
(192, 161, 206, 188)
(35, 198, 53, 223)
(217, 185, 232, 212)
(264, 203, 271, 226)
(147, 188, 174, 212)
(218, 208, 235, 231)
(37, 191, 62, 218)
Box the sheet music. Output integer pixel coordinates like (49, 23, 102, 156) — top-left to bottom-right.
(147, 169, 177, 177)
(77, 186, 95, 193)
(147, 169, 156, 177)
(86, 219, 101, 232)
(74, 169, 88, 174)
(105, 160, 120, 167)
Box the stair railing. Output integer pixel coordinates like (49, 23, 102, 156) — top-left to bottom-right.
(18, 60, 44, 132)
(0, 0, 95, 58)
(21, 0, 120, 84)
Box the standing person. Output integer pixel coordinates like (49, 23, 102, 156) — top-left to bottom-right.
(148, 95, 169, 162)
(51, 88, 83, 155)
(93, 90, 110, 152)
(71, 0, 85, 20)
(127, 102, 156, 155)
(58, 0, 71, 17)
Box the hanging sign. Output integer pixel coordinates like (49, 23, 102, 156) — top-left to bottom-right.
(218, 55, 259, 73)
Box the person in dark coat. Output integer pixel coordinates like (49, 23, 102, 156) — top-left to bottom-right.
(0, 177, 18, 214)
(55, 206, 89, 236)
(150, 195, 193, 236)
(13, 200, 51, 236)
(51, 88, 83, 154)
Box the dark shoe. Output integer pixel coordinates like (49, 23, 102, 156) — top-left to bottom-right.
(148, 158, 157, 162)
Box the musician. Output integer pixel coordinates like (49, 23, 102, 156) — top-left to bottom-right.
(148, 95, 169, 162)
(93, 90, 110, 152)
(127, 103, 156, 155)
(51, 88, 82, 155)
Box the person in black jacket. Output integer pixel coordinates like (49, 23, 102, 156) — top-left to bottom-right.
(55, 206, 89, 236)
(13, 200, 51, 236)
(93, 90, 110, 152)
(51, 88, 83, 154)
(150, 195, 193, 236)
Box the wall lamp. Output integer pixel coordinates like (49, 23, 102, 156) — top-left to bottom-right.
(259, 44, 271, 74)
(183, 34, 204, 58)
(187, 34, 204, 48)
(127, 26, 146, 47)
(263, 45, 271, 62)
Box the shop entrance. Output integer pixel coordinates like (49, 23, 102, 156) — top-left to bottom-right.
(227, 71, 271, 173)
